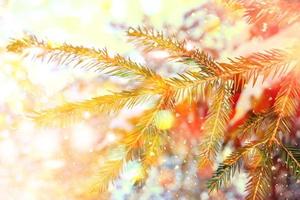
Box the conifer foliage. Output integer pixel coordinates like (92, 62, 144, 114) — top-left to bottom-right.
(6, 0, 300, 199)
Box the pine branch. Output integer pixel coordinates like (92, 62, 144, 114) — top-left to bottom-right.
(94, 159, 124, 192)
(127, 27, 187, 56)
(135, 131, 165, 185)
(96, 98, 170, 191)
(6, 16, 300, 197)
(142, 130, 164, 166)
(167, 48, 294, 103)
(279, 142, 300, 178)
(167, 70, 216, 104)
(268, 74, 300, 143)
(244, 0, 300, 26)
(127, 27, 220, 76)
(198, 84, 231, 168)
(121, 107, 162, 154)
(223, 49, 291, 87)
(32, 89, 159, 127)
(207, 141, 265, 192)
(274, 78, 299, 118)
(245, 155, 272, 200)
(7, 35, 162, 81)
(223, 0, 300, 26)
(8, 34, 296, 111)
(238, 112, 273, 141)
(130, 99, 171, 184)
(94, 106, 161, 192)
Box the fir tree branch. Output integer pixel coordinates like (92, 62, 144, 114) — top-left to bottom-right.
(94, 159, 124, 192)
(142, 130, 164, 166)
(96, 97, 171, 191)
(7, 35, 162, 81)
(268, 74, 300, 143)
(207, 140, 266, 192)
(223, 0, 300, 26)
(238, 112, 274, 141)
(127, 27, 187, 55)
(94, 107, 160, 192)
(127, 27, 220, 76)
(6, 16, 300, 197)
(167, 70, 216, 104)
(167, 48, 294, 103)
(245, 0, 300, 26)
(274, 79, 299, 118)
(278, 141, 300, 178)
(121, 106, 162, 154)
(127, 27, 294, 89)
(198, 84, 231, 168)
(31, 89, 160, 127)
(135, 131, 165, 185)
(245, 155, 272, 200)
(222, 49, 291, 86)
(130, 98, 171, 185)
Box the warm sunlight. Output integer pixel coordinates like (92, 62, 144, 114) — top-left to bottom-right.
(1, 0, 300, 199)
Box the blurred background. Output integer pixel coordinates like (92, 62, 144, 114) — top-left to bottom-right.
(1, 0, 300, 199)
